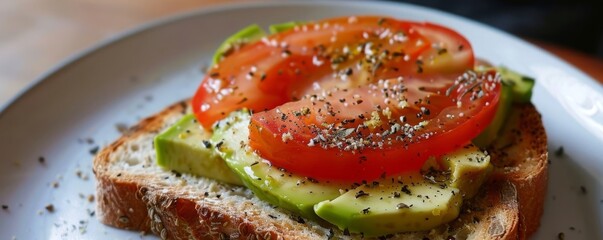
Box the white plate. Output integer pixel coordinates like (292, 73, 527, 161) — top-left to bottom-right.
(1, 1, 602, 239)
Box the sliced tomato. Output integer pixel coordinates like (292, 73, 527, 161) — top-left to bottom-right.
(192, 16, 475, 128)
(250, 71, 501, 181)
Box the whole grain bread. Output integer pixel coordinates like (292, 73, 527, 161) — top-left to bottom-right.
(93, 100, 547, 239)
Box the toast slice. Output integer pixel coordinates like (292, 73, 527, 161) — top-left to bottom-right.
(93, 100, 547, 239)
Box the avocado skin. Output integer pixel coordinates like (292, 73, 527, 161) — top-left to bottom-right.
(314, 173, 462, 237)
(154, 114, 242, 185)
(212, 111, 349, 221)
(269, 21, 301, 34)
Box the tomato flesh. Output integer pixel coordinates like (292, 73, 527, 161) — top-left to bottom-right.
(249, 71, 500, 181)
(192, 16, 475, 128)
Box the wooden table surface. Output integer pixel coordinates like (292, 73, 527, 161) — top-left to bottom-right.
(1, 0, 602, 106)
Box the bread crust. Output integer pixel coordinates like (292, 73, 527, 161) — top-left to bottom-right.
(93, 101, 547, 240)
(488, 104, 548, 239)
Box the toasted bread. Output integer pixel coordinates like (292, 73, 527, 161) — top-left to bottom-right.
(93, 100, 547, 239)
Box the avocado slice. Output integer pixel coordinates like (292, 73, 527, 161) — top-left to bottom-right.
(314, 173, 462, 236)
(315, 143, 490, 236)
(212, 110, 349, 221)
(213, 111, 492, 233)
(439, 144, 492, 199)
(154, 114, 243, 185)
(212, 24, 266, 64)
(269, 21, 302, 34)
(498, 66, 535, 103)
(474, 66, 534, 147)
(473, 82, 512, 147)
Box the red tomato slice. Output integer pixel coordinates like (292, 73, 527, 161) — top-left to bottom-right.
(192, 16, 475, 128)
(249, 71, 501, 181)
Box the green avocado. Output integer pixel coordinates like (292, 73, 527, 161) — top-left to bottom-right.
(212, 110, 349, 221)
(439, 144, 492, 199)
(212, 24, 266, 64)
(314, 144, 490, 236)
(498, 66, 535, 103)
(314, 173, 462, 236)
(154, 114, 242, 185)
(474, 66, 534, 147)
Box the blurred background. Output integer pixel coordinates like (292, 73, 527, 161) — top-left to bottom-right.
(0, 0, 602, 107)
(398, 0, 603, 58)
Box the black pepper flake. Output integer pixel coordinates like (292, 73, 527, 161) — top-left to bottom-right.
(306, 177, 319, 184)
(89, 146, 99, 155)
(45, 204, 55, 213)
(250, 161, 259, 167)
(392, 51, 404, 57)
(2, 205, 8, 210)
(344, 68, 353, 76)
(216, 194, 221, 198)
(555, 146, 564, 157)
(237, 97, 248, 104)
(38, 156, 45, 164)
(260, 73, 267, 81)
(268, 214, 277, 219)
(580, 186, 587, 195)
(327, 229, 335, 239)
(396, 203, 409, 209)
(215, 141, 224, 149)
(438, 48, 448, 55)
(558, 232, 565, 240)
(204, 192, 209, 197)
(171, 170, 182, 178)
(202, 140, 212, 148)
(401, 185, 411, 195)
(393, 192, 401, 198)
(355, 190, 369, 198)
(295, 216, 305, 224)
(361, 207, 370, 214)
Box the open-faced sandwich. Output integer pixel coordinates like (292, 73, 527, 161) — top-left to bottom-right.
(93, 16, 547, 239)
